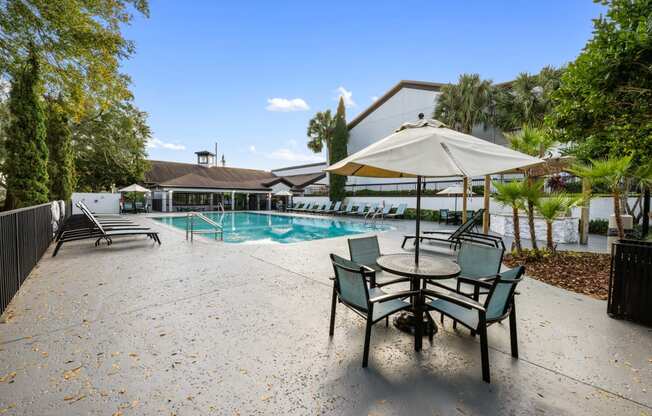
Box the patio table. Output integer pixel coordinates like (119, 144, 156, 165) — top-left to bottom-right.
(376, 253, 460, 351)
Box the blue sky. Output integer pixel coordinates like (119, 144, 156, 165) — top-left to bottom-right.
(122, 1, 604, 170)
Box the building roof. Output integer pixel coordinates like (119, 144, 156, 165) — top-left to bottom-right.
(195, 150, 215, 156)
(262, 172, 326, 190)
(270, 161, 327, 172)
(347, 80, 445, 130)
(145, 160, 324, 192)
(347, 79, 514, 130)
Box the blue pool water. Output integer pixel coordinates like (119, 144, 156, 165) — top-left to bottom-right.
(153, 212, 391, 244)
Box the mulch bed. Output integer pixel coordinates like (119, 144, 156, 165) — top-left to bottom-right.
(503, 251, 611, 300)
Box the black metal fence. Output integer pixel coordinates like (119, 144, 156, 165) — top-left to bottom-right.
(0, 203, 56, 314)
(608, 239, 652, 326)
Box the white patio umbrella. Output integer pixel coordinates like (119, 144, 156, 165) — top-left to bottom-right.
(118, 184, 150, 213)
(118, 184, 150, 193)
(327, 119, 544, 265)
(437, 185, 475, 211)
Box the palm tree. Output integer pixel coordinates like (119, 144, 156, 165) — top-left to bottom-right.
(570, 156, 632, 239)
(493, 180, 525, 255)
(494, 66, 563, 131)
(519, 178, 544, 251)
(504, 125, 556, 158)
(433, 73, 493, 134)
(306, 110, 336, 161)
(536, 193, 580, 251)
(505, 126, 555, 252)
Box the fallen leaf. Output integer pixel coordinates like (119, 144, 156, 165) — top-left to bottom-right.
(63, 366, 82, 380)
(0, 372, 16, 383)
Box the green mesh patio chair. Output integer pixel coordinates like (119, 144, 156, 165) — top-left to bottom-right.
(423, 242, 504, 330)
(329, 254, 417, 368)
(423, 266, 524, 383)
(348, 236, 410, 287)
(439, 209, 451, 224)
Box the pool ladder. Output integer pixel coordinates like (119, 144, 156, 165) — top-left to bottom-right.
(186, 212, 224, 242)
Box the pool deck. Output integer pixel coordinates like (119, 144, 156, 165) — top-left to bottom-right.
(0, 212, 649, 415)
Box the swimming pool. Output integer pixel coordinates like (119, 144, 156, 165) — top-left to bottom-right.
(153, 212, 391, 244)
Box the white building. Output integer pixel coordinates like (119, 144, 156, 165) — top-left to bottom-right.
(274, 80, 513, 193)
(345, 80, 509, 192)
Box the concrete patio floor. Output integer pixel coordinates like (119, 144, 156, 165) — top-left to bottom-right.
(0, 214, 650, 415)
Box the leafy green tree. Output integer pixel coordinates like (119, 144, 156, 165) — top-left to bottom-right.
(4, 48, 49, 209)
(493, 180, 525, 255)
(434, 73, 493, 134)
(0, 0, 150, 115)
(45, 98, 76, 200)
(536, 193, 580, 251)
(570, 156, 633, 239)
(73, 101, 150, 191)
(548, 0, 652, 165)
(329, 97, 349, 201)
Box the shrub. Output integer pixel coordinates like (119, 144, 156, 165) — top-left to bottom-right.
(588, 219, 609, 235)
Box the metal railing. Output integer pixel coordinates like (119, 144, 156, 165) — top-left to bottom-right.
(185, 212, 223, 242)
(0, 203, 56, 314)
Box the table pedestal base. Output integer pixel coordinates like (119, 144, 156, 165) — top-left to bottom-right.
(393, 311, 438, 337)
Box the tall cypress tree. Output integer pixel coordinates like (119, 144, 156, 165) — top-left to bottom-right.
(46, 98, 75, 201)
(4, 47, 49, 210)
(329, 97, 348, 201)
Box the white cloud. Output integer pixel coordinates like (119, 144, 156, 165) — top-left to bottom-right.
(265, 97, 310, 112)
(146, 138, 186, 151)
(336, 86, 356, 107)
(371, 96, 379, 102)
(287, 139, 298, 147)
(267, 148, 324, 163)
(249, 145, 256, 153)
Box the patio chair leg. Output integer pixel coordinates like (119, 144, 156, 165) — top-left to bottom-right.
(479, 323, 490, 383)
(509, 305, 519, 358)
(362, 317, 373, 368)
(401, 236, 408, 248)
(52, 240, 63, 257)
(453, 281, 461, 330)
(470, 285, 480, 337)
(385, 316, 389, 328)
(329, 285, 337, 337)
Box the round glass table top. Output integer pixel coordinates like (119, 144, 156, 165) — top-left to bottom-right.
(376, 253, 460, 279)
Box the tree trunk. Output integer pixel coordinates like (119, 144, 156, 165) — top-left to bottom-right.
(613, 192, 625, 239)
(546, 221, 554, 251)
(526, 174, 539, 252)
(512, 206, 522, 255)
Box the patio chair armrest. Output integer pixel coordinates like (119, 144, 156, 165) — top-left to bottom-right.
(375, 277, 412, 287)
(457, 275, 498, 286)
(369, 290, 419, 304)
(463, 231, 502, 240)
(422, 289, 486, 311)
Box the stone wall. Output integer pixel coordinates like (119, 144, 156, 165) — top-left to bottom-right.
(490, 212, 579, 243)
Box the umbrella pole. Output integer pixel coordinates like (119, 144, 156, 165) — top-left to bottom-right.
(462, 177, 468, 223)
(415, 176, 422, 266)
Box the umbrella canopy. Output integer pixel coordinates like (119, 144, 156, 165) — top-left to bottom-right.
(326, 119, 545, 266)
(274, 190, 294, 196)
(327, 119, 543, 178)
(118, 184, 150, 193)
(437, 186, 475, 196)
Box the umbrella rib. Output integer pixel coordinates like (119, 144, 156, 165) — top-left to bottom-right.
(440, 143, 470, 177)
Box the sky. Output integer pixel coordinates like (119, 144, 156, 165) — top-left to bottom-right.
(121, 1, 605, 171)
